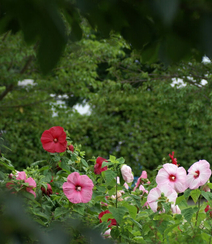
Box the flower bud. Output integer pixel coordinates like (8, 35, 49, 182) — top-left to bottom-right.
(41, 183, 52, 196)
(68, 144, 74, 152)
(120, 165, 134, 183)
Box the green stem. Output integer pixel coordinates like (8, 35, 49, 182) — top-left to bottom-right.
(195, 196, 201, 226)
(116, 176, 118, 209)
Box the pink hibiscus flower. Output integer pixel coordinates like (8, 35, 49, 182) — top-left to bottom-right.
(98, 210, 117, 228)
(41, 126, 67, 153)
(147, 184, 177, 212)
(63, 172, 94, 204)
(120, 165, 134, 183)
(7, 171, 36, 198)
(186, 160, 211, 189)
(94, 157, 108, 175)
(171, 205, 181, 214)
(133, 170, 148, 191)
(156, 163, 187, 193)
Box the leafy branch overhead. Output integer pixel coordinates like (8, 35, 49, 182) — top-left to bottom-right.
(1, 0, 212, 73)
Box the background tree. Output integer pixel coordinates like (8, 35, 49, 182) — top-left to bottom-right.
(1, 0, 212, 73)
(1, 18, 212, 176)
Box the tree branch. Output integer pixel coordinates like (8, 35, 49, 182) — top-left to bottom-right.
(0, 54, 34, 102)
(0, 97, 53, 109)
(0, 84, 14, 102)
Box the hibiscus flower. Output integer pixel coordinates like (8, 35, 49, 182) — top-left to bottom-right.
(63, 172, 94, 204)
(7, 171, 36, 198)
(186, 160, 211, 189)
(133, 170, 148, 191)
(41, 126, 67, 153)
(94, 157, 108, 175)
(41, 183, 52, 196)
(120, 164, 134, 183)
(147, 184, 177, 212)
(156, 163, 187, 193)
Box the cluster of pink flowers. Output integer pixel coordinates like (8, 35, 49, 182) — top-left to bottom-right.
(7, 171, 37, 198)
(147, 154, 212, 213)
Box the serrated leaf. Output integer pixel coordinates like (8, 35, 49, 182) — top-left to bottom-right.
(121, 202, 137, 219)
(207, 183, 212, 189)
(184, 189, 191, 199)
(101, 213, 114, 222)
(32, 210, 50, 220)
(61, 161, 70, 173)
(201, 191, 212, 201)
(176, 195, 188, 208)
(108, 206, 128, 224)
(54, 207, 69, 219)
(181, 207, 198, 222)
(21, 190, 36, 201)
(104, 170, 116, 185)
(117, 157, 125, 165)
(109, 155, 117, 163)
(190, 189, 201, 203)
(164, 223, 181, 236)
(102, 161, 109, 168)
(81, 159, 88, 167)
(127, 217, 142, 230)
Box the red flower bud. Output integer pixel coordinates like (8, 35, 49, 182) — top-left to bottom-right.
(41, 183, 52, 196)
(68, 144, 74, 152)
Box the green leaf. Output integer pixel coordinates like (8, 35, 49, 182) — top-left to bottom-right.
(81, 159, 88, 167)
(104, 170, 116, 185)
(61, 161, 70, 173)
(31, 160, 47, 166)
(207, 183, 212, 189)
(127, 217, 142, 230)
(73, 204, 85, 215)
(108, 206, 128, 224)
(21, 191, 36, 201)
(0, 171, 5, 180)
(39, 165, 51, 172)
(184, 189, 191, 199)
(201, 191, 212, 201)
(102, 161, 109, 168)
(41, 172, 52, 182)
(190, 189, 201, 203)
(164, 223, 181, 237)
(101, 213, 114, 222)
(109, 155, 117, 163)
(181, 207, 198, 222)
(0, 161, 14, 170)
(117, 157, 125, 165)
(32, 210, 50, 220)
(121, 202, 137, 219)
(176, 195, 188, 208)
(54, 207, 70, 219)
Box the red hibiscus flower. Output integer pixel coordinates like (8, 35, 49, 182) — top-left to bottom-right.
(68, 144, 74, 152)
(94, 157, 108, 175)
(41, 183, 52, 196)
(41, 126, 67, 153)
(98, 210, 117, 228)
